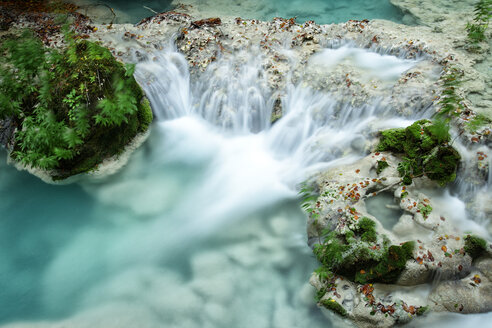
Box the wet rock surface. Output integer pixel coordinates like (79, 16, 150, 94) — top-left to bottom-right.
(0, 118, 16, 148)
(307, 151, 491, 327)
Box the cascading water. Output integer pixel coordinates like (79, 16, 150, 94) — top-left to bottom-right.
(0, 42, 490, 328)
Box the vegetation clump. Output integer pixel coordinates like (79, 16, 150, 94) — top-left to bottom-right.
(418, 203, 432, 219)
(466, 0, 491, 46)
(376, 120, 460, 186)
(313, 218, 414, 285)
(376, 160, 389, 175)
(464, 235, 488, 259)
(436, 66, 466, 119)
(356, 217, 377, 243)
(416, 306, 430, 316)
(0, 29, 152, 179)
(300, 182, 320, 222)
(320, 298, 348, 317)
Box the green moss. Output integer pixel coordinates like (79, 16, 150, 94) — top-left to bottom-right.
(2, 30, 153, 179)
(376, 120, 459, 186)
(270, 112, 282, 124)
(423, 146, 460, 185)
(416, 306, 430, 316)
(355, 241, 415, 284)
(138, 98, 154, 132)
(376, 160, 389, 175)
(357, 217, 377, 243)
(464, 235, 488, 259)
(376, 128, 405, 153)
(315, 287, 327, 302)
(320, 298, 348, 317)
(314, 224, 414, 284)
(418, 203, 432, 219)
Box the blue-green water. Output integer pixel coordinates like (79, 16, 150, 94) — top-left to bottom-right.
(0, 149, 96, 321)
(0, 121, 330, 327)
(97, 0, 405, 24)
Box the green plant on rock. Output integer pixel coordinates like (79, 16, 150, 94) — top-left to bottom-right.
(0, 28, 153, 178)
(416, 306, 430, 316)
(418, 203, 432, 219)
(464, 235, 488, 259)
(299, 182, 320, 222)
(376, 160, 389, 175)
(313, 218, 414, 285)
(356, 217, 377, 243)
(466, 0, 491, 45)
(467, 113, 491, 132)
(435, 67, 465, 120)
(354, 241, 414, 284)
(320, 298, 348, 317)
(376, 120, 460, 186)
(435, 66, 490, 132)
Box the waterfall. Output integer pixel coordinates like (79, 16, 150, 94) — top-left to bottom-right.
(1, 41, 490, 328)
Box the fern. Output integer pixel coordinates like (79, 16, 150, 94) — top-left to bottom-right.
(466, 0, 491, 45)
(426, 119, 449, 144)
(1, 27, 151, 174)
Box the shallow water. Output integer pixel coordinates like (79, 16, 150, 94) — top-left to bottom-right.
(365, 192, 403, 230)
(0, 43, 490, 328)
(93, 0, 405, 24)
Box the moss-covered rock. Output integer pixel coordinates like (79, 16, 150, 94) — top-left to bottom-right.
(357, 217, 377, 243)
(376, 120, 460, 186)
(464, 235, 488, 259)
(376, 160, 389, 174)
(313, 221, 414, 284)
(355, 241, 415, 284)
(320, 298, 348, 317)
(376, 128, 406, 153)
(1, 30, 153, 180)
(423, 146, 460, 185)
(416, 306, 430, 316)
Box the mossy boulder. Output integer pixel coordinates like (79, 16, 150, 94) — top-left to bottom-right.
(0, 30, 153, 180)
(465, 235, 488, 259)
(320, 298, 348, 317)
(376, 159, 389, 174)
(376, 120, 460, 186)
(313, 217, 414, 285)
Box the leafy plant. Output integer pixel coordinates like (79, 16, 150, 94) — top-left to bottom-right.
(466, 0, 491, 45)
(299, 182, 320, 222)
(376, 160, 389, 175)
(434, 67, 465, 120)
(0, 28, 152, 178)
(467, 113, 491, 131)
(418, 203, 432, 219)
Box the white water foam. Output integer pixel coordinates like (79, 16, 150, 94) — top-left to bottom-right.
(1, 44, 488, 328)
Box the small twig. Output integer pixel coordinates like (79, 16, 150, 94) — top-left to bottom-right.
(362, 179, 403, 200)
(143, 6, 158, 14)
(81, 3, 117, 25)
(450, 130, 464, 146)
(84, 82, 89, 104)
(96, 69, 101, 89)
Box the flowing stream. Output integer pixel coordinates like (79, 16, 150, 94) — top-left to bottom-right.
(0, 43, 490, 328)
(83, 0, 406, 25)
